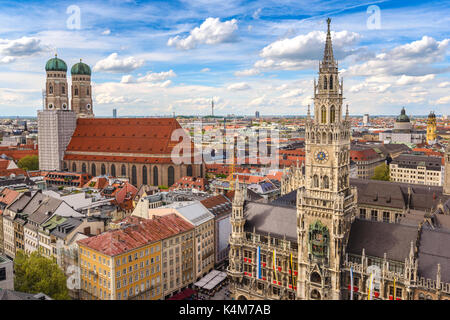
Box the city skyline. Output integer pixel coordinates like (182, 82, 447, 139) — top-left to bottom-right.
(0, 1, 449, 117)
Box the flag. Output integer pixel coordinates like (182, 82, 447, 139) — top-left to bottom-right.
(368, 273, 374, 300)
(273, 249, 278, 282)
(256, 246, 261, 279)
(350, 267, 354, 300)
(393, 278, 396, 300)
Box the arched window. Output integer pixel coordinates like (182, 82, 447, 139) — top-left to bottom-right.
(200, 164, 203, 177)
(142, 166, 147, 185)
(321, 106, 327, 124)
(72, 163, 77, 172)
(121, 164, 126, 177)
(323, 76, 327, 89)
(418, 293, 425, 300)
(311, 289, 321, 300)
(313, 175, 319, 188)
(153, 166, 158, 186)
(329, 76, 333, 90)
(49, 85, 53, 94)
(323, 176, 329, 189)
(111, 164, 116, 177)
(310, 272, 321, 283)
(87, 88, 90, 96)
(187, 165, 193, 177)
(330, 106, 335, 123)
(131, 165, 137, 186)
(168, 166, 175, 187)
(74, 87, 78, 96)
(101, 164, 106, 175)
(91, 163, 96, 176)
(82, 163, 86, 173)
(62, 85, 65, 94)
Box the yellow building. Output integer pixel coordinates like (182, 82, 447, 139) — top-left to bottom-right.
(427, 111, 437, 144)
(78, 214, 194, 300)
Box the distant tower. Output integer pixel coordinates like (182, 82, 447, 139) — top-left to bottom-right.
(211, 99, 214, 117)
(39, 55, 76, 171)
(44, 54, 69, 110)
(426, 111, 437, 144)
(363, 113, 369, 126)
(255, 111, 260, 119)
(71, 59, 93, 118)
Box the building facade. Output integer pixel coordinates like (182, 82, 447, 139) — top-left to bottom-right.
(390, 153, 443, 186)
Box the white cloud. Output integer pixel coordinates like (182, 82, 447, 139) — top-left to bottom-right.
(102, 29, 111, 35)
(227, 82, 251, 91)
(137, 70, 176, 82)
(438, 81, 450, 88)
(120, 75, 135, 83)
(234, 68, 260, 77)
(93, 53, 145, 73)
(0, 36, 49, 63)
(167, 17, 238, 50)
(280, 89, 304, 99)
(435, 96, 450, 105)
(201, 68, 210, 72)
(395, 74, 435, 85)
(346, 36, 450, 77)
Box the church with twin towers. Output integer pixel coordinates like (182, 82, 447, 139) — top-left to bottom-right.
(38, 56, 203, 186)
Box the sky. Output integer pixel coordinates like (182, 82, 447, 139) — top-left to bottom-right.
(0, 0, 449, 117)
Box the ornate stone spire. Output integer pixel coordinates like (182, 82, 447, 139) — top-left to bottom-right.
(322, 18, 336, 68)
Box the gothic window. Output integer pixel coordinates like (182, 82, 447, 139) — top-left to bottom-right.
(131, 165, 137, 186)
(153, 166, 159, 186)
(49, 85, 53, 94)
(91, 163, 96, 176)
(74, 87, 79, 96)
(62, 85, 65, 94)
(200, 164, 203, 177)
(87, 88, 90, 96)
(308, 221, 329, 258)
(313, 175, 319, 188)
(329, 76, 333, 90)
(321, 106, 327, 124)
(72, 163, 77, 172)
(121, 164, 126, 176)
(323, 176, 329, 189)
(82, 163, 86, 173)
(187, 165, 193, 177)
(101, 164, 106, 175)
(168, 166, 175, 187)
(310, 272, 321, 283)
(111, 164, 116, 177)
(142, 166, 147, 185)
(311, 289, 321, 300)
(330, 106, 335, 123)
(323, 76, 327, 89)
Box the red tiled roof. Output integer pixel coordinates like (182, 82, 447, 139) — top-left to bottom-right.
(0, 187, 20, 215)
(64, 118, 195, 162)
(77, 214, 194, 256)
(0, 159, 25, 177)
(200, 194, 230, 209)
(350, 149, 381, 161)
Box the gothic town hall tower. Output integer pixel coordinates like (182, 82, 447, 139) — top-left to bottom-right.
(296, 18, 357, 300)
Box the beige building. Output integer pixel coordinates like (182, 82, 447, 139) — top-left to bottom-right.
(390, 154, 443, 186)
(134, 200, 215, 281)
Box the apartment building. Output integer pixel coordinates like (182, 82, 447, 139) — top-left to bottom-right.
(350, 147, 385, 179)
(0, 188, 20, 254)
(78, 214, 193, 300)
(390, 154, 443, 186)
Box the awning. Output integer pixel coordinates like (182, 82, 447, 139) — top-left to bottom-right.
(193, 270, 227, 291)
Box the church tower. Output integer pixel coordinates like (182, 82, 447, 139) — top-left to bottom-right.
(296, 18, 357, 300)
(426, 111, 437, 144)
(71, 59, 94, 118)
(44, 54, 69, 110)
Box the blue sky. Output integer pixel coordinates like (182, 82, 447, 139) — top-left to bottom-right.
(0, 0, 449, 116)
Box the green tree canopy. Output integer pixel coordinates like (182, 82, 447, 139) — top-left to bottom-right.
(17, 155, 39, 171)
(14, 251, 70, 300)
(371, 163, 390, 181)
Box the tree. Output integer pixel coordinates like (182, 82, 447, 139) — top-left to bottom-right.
(17, 155, 39, 171)
(371, 163, 390, 181)
(14, 251, 70, 300)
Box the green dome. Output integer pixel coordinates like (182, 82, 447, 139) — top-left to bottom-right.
(396, 107, 410, 123)
(71, 59, 91, 75)
(45, 55, 67, 72)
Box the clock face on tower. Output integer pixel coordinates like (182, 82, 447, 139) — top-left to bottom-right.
(314, 150, 329, 163)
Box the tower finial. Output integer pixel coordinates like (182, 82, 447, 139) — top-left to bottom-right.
(327, 17, 331, 31)
(322, 18, 335, 67)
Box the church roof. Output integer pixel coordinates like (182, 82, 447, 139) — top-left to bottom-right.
(45, 55, 67, 72)
(71, 60, 91, 75)
(396, 107, 410, 123)
(64, 118, 195, 164)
